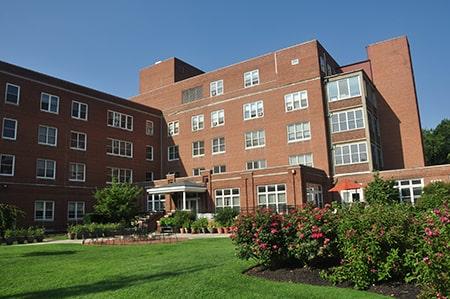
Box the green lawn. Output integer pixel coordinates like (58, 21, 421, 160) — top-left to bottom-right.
(0, 238, 386, 298)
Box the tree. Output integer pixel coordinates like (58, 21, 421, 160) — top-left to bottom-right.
(94, 181, 143, 224)
(423, 118, 450, 165)
(364, 173, 399, 204)
(0, 204, 25, 237)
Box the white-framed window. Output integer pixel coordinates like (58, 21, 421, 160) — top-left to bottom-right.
(291, 58, 299, 65)
(213, 165, 226, 174)
(5, 83, 20, 105)
(146, 120, 154, 136)
(36, 159, 56, 179)
(34, 201, 54, 221)
(168, 145, 179, 161)
(2, 118, 17, 140)
(212, 137, 225, 154)
(211, 109, 225, 127)
(243, 100, 264, 120)
(244, 69, 259, 87)
(0, 154, 15, 176)
(107, 110, 133, 131)
(68, 201, 85, 221)
(107, 167, 132, 183)
(285, 91, 308, 112)
(168, 121, 179, 136)
(331, 109, 364, 133)
(327, 75, 361, 102)
(245, 130, 265, 149)
(38, 125, 58, 146)
(246, 159, 267, 170)
(257, 184, 286, 212)
(191, 115, 204, 131)
(394, 179, 423, 205)
(106, 138, 133, 158)
(40, 92, 59, 114)
(340, 189, 364, 204)
(70, 131, 87, 151)
(334, 142, 368, 166)
(210, 80, 224, 96)
(192, 140, 205, 157)
(192, 167, 205, 176)
(146, 145, 153, 161)
(147, 194, 165, 212)
(145, 172, 154, 181)
(215, 188, 240, 210)
(69, 162, 85, 182)
(287, 122, 311, 142)
(288, 153, 313, 167)
(306, 184, 323, 207)
(71, 101, 88, 120)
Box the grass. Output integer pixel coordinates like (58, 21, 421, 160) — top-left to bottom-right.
(0, 238, 387, 298)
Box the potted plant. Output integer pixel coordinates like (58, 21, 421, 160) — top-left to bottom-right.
(207, 220, 217, 233)
(214, 208, 238, 234)
(196, 218, 209, 233)
(16, 228, 27, 244)
(26, 227, 35, 243)
(67, 225, 76, 240)
(183, 220, 192, 233)
(4, 229, 16, 245)
(191, 219, 200, 234)
(34, 227, 45, 242)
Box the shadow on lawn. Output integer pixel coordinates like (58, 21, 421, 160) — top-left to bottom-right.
(1, 265, 215, 299)
(22, 250, 78, 257)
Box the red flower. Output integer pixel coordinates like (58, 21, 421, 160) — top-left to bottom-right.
(271, 228, 278, 234)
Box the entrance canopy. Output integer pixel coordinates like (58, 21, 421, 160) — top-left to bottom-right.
(146, 181, 207, 194)
(329, 179, 361, 192)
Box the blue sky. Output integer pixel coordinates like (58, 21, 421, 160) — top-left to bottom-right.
(1, 1, 449, 128)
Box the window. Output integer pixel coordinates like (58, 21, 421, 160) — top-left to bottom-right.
(210, 80, 223, 96)
(243, 100, 264, 120)
(69, 163, 85, 182)
(191, 115, 204, 131)
(71, 101, 88, 120)
(320, 56, 326, 73)
(5, 83, 20, 105)
(257, 184, 286, 212)
(331, 109, 364, 133)
(246, 160, 267, 170)
(68, 201, 85, 220)
(334, 142, 368, 166)
(245, 130, 265, 149)
(213, 165, 226, 174)
(192, 167, 205, 176)
(106, 138, 133, 158)
(306, 184, 323, 207)
(287, 122, 311, 142)
(38, 125, 58, 146)
(291, 58, 299, 65)
(36, 159, 56, 179)
(34, 201, 54, 221)
(192, 140, 205, 157)
(107, 110, 133, 131)
(0, 154, 15, 176)
(211, 109, 225, 127)
(285, 91, 308, 112)
(244, 69, 259, 87)
(107, 167, 132, 183)
(168, 145, 179, 161)
(215, 188, 240, 211)
(145, 172, 154, 181)
(2, 118, 17, 140)
(289, 153, 313, 167)
(146, 120, 154, 136)
(212, 137, 225, 154)
(147, 194, 165, 212)
(182, 86, 203, 103)
(327, 76, 361, 102)
(168, 121, 179, 136)
(146, 146, 153, 161)
(395, 179, 423, 205)
(70, 131, 87, 151)
(40, 93, 59, 114)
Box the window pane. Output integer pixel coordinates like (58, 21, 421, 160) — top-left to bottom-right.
(349, 76, 360, 97)
(338, 79, 349, 98)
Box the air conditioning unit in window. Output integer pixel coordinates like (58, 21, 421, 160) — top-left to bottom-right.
(213, 121, 218, 126)
(287, 106, 293, 111)
(258, 112, 263, 117)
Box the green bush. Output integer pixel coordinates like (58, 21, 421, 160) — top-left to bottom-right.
(364, 173, 399, 204)
(215, 208, 239, 227)
(172, 211, 195, 229)
(68, 223, 122, 238)
(416, 181, 450, 210)
(192, 218, 208, 231)
(4, 229, 16, 239)
(0, 204, 25, 237)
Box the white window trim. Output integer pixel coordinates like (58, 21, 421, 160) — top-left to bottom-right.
(146, 120, 154, 136)
(246, 159, 267, 170)
(327, 75, 362, 102)
(36, 159, 56, 180)
(211, 109, 225, 127)
(244, 69, 260, 88)
(107, 110, 134, 131)
(215, 188, 240, 209)
(212, 137, 226, 155)
(34, 200, 55, 222)
(70, 131, 87, 151)
(168, 121, 179, 136)
(210, 80, 224, 97)
(67, 201, 85, 221)
(146, 145, 154, 161)
(288, 153, 314, 167)
(213, 165, 226, 174)
(0, 154, 15, 176)
(5, 83, 20, 105)
(287, 122, 311, 143)
(284, 90, 309, 112)
(106, 138, 133, 158)
(38, 125, 58, 147)
(191, 115, 205, 132)
(394, 178, 424, 205)
(71, 100, 88, 121)
(192, 141, 205, 157)
(2, 118, 18, 140)
(168, 145, 179, 161)
(330, 108, 365, 133)
(69, 162, 86, 182)
(243, 100, 264, 121)
(107, 167, 133, 184)
(334, 142, 368, 166)
(192, 168, 205, 176)
(245, 130, 266, 149)
(257, 184, 287, 212)
(40, 92, 59, 114)
(147, 194, 166, 212)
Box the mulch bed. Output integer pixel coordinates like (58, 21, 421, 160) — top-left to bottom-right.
(246, 266, 420, 298)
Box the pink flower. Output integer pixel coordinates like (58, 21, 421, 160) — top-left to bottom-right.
(272, 244, 278, 250)
(440, 216, 449, 224)
(324, 238, 330, 245)
(423, 256, 431, 265)
(370, 268, 377, 273)
(425, 227, 433, 237)
(271, 228, 278, 234)
(299, 233, 305, 239)
(259, 243, 267, 250)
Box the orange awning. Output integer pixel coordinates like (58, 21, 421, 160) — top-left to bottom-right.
(329, 179, 361, 192)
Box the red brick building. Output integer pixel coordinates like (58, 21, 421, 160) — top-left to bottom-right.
(1, 36, 449, 229)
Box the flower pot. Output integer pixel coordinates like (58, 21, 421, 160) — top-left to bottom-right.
(201, 228, 207, 234)
(179, 228, 185, 234)
(223, 227, 229, 234)
(217, 227, 224, 234)
(191, 229, 198, 234)
(68, 233, 75, 240)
